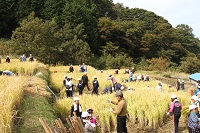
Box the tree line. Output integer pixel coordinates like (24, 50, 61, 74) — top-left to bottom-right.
(0, 0, 200, 73)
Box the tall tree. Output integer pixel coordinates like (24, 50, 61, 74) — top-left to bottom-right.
(62, 0, 99, 53)
(11, 12, 61, 64)
(0, 0, 18, 38)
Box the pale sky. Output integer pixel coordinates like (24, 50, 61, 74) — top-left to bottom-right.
(112, 0, 200, 39)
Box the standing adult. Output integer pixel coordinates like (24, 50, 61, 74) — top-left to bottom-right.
(82, 72, 90, 91)
(29, 54, 34, 62)
(129, 72, 133, 82)
(180, 80, 185, 90)
(70, 97, 82, 118)
(108, 90, 128, 133)
(6, 56, 10, 63)
(83, 63, 87, 72)
(69, 65, 74, 73)
(63, 75, 67, 86)
(176, 79, 181, 91)
(188, 105, 200, 133)
(107, 74, 117, 91)
(167, 94, 182, 133)
(92, 76, 99, 95)
(65, 77, 73, 97)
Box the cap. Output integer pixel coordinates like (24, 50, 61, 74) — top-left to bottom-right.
(94, 76, 97, 79)
(7, 56, 9, 57)
(81, 112, 91, 118)
(191, 95, 198, 101)
(171, 94, 177, 99)
(64, 75, 67, 78)
(182, 80, 184, 83)
(115, 90, 123, 97)
(86, 108, 94, 114)
(108, 74, 112, 77)
(189, 105, 198, 110)
(78, 78, 81, 80)
(74, 97, 80, 101)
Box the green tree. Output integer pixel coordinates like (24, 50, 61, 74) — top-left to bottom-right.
(11, 12, 61, 64)
(0, 0, 18, 37)
(62, 0, 99, 53)
(179, 54, 200, 74)
(58, 23, 92, 65)
(15, 0, 44, 21)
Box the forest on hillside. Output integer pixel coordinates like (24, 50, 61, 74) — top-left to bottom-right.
(1, 0, 200, 73)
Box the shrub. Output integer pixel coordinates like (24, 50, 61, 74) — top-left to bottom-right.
(147, 57, 170, 71)
(179, 55, 200, 74)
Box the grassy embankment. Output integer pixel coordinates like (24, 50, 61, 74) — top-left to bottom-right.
(0, 59, 57, 133)
(50, 65, 191, 132)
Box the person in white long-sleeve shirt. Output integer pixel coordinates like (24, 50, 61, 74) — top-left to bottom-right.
(65, 76, 73, 97)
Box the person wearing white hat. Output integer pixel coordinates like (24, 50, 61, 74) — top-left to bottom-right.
(191, 95, 199, 106)
(6, 56, 10, 63)
(77, 78, 83, 95)
(92, 76, 99, 95)
(70, 97, 82, 118)
(69, 64, 74, 73)
(65, 77, 73, 97)
(108, 90, 127, 133)
(188, 105, 200, 133)
(167, 94, 182, 133)
(82, 111, 96, 133)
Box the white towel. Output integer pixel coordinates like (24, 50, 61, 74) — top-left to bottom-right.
(74, 103, 82, 112)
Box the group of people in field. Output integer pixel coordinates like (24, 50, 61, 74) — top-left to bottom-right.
(1, 54, 34, 63)
(176, 79, 185, 91)
(19, 54, 34, 62)
(187, 84, 200, 133)
(63, 64, 128, 98)
(71, 89, 128, 133)
(114, 69, 150, 83)
(168, 84, 200, 133)
(0, 54, 34, 76)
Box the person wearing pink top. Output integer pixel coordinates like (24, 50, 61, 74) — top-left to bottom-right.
(86, 108, 97, 125)
(107, 74, 118, 91)
(167, 94, 182, 133)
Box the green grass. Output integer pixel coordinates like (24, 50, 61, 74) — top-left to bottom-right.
(13, 93, 57, 133)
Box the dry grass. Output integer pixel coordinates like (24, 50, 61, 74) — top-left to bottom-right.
(0, 76, 27, 133)
(0, 59, 41, 133)
(52, 65, 191, 132)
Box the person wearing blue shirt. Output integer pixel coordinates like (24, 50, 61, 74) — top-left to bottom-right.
(188, 105, 200, 133)
(195, 85, 200, 96)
